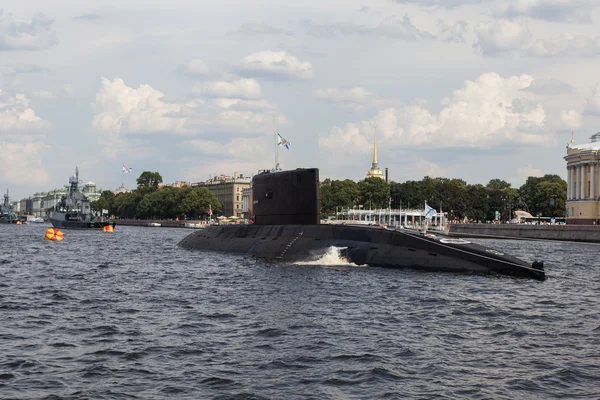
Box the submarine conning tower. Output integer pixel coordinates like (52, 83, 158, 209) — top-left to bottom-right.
(252, 168, 320, 225)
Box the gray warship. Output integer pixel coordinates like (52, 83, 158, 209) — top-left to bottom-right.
(0, 189, 24, 224)
(179, 168, 545, 280)
(48, 167, 116, 230)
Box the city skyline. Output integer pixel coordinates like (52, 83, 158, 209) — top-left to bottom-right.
(2, 0, 600, 199)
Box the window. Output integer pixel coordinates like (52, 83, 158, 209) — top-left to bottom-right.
(236, 195, 239, 201)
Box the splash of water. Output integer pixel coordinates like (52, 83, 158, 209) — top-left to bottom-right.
(294, 246, 358, 267)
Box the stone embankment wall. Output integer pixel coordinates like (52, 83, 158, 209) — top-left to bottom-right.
(115, 220, 184, 228)
(448, 224, 600, 243)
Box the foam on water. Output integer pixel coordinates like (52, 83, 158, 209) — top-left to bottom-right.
(294, 246, 359, 267)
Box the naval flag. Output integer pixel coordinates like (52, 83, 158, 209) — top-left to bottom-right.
(425, 202, 437, 219)
(277, 133, 291, 150)
(122, 165, 133, 174)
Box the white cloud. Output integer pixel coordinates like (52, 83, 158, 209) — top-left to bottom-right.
(560, 110, 582, 129)
(584, 83, 600, 116)
(181, 59, 210, 76)
(305, 15, 437, 41)
(0, 10, 58, 51)
(31, 90, 57, 100)
(313, 87, 397, 111)
(391, 0, 487, 8)
(522, 78, 574, 95)
(73, 13, 102, 21)
(320, 73, 555, 156)
(437, 20, 469, 43)
(0, 141, 49, 185)
(229, 23, 292, 36)
(91, 77, 286, 158)
(495, 0, 599, 23)
(0, 90, 49, 131)
(514, 164, 544, 186)
(238, 50, 314, 80)
(6, 64, 49, 75)
(184, 137, 269, 161)
(194, 78, 262, 99)
(473, 19, 531, 56)
(92, 77, 191, 137)
(0, 91, 49, 185)
(526, 34, 600, 58)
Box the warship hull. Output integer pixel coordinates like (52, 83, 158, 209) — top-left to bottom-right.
(179, 224, 545, 280)
(48, 212, 115, 230)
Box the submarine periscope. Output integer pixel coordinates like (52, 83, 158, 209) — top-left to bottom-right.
(178, 168, 545, 280)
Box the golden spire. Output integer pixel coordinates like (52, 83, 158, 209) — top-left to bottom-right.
(372, 127, 378, 168)
(570, 130, 575, 144)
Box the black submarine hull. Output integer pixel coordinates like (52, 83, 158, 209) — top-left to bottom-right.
(178, 224, 545, 280)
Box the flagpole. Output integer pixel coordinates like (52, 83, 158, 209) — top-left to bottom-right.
(274, 116, 279, 171)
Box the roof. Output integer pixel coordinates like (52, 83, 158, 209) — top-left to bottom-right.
(569, 142, 600, 151)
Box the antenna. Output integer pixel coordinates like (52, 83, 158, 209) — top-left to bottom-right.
(273, 115, 279, 171)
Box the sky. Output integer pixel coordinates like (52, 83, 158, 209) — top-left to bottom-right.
(2, 0, 600, 199)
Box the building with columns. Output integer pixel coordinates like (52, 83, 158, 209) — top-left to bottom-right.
(191, 172, 251, 218)
(565, 132, 600, 224)
(366, 129, 384, 180)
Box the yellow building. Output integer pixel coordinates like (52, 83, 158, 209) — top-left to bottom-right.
(241, 187, 253, 219)
(564, 132, 600, 224)
(192, 173, 251, 218)
(366, 129, 384, 180)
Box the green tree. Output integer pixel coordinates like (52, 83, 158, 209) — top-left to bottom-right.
(136, 171, 163, 191)
(534, 180, 567, 217)
(519, 174, 566, 216)
(320, 179, 360, 217)
(178, 187, 221, 219)
(113, 191, 142, 218)
(357, 177, 390, 209)
(90, 190, 116, 215)
(465, 184, 489, 222)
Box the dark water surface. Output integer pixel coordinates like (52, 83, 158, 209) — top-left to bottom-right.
(1, 224, 599, 399)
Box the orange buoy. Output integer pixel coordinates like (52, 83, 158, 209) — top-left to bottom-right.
(103, 225, 114, 232)
(45, 228, 64, 241)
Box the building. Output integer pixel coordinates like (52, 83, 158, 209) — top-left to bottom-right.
(366, 129, 384, 180)
(165, 181, 190, 188)
(564, 132, 600, 224)
(241, 187, 253, 219)
(192, 172, 251, 218)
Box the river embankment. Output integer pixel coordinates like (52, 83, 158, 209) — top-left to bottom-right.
(115, 219, 193, 228)
(448, 224, 600, 243)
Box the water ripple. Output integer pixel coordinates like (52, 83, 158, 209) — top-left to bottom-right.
(1, 225, 599, 399)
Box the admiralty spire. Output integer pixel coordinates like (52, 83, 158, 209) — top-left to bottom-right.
(366, 128, 384, 180)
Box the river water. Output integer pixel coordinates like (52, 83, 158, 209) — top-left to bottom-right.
(1, 224, 599, 399)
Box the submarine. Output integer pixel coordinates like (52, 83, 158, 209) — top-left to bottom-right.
(178, 168, 545, 280)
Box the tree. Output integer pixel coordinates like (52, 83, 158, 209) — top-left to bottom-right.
(357, 177, 390, 209)
(136, 171, 163, 190)
(178, 187, 221, 219)
(465, 184, 489, 222)
(320, 179, 360, 217)
(486, 179, 511, 191)
(113, 191, 142, 218)
(534, 180, 567, 217)
(90, 190, 116, 215)
(519, 175, 566, 216)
